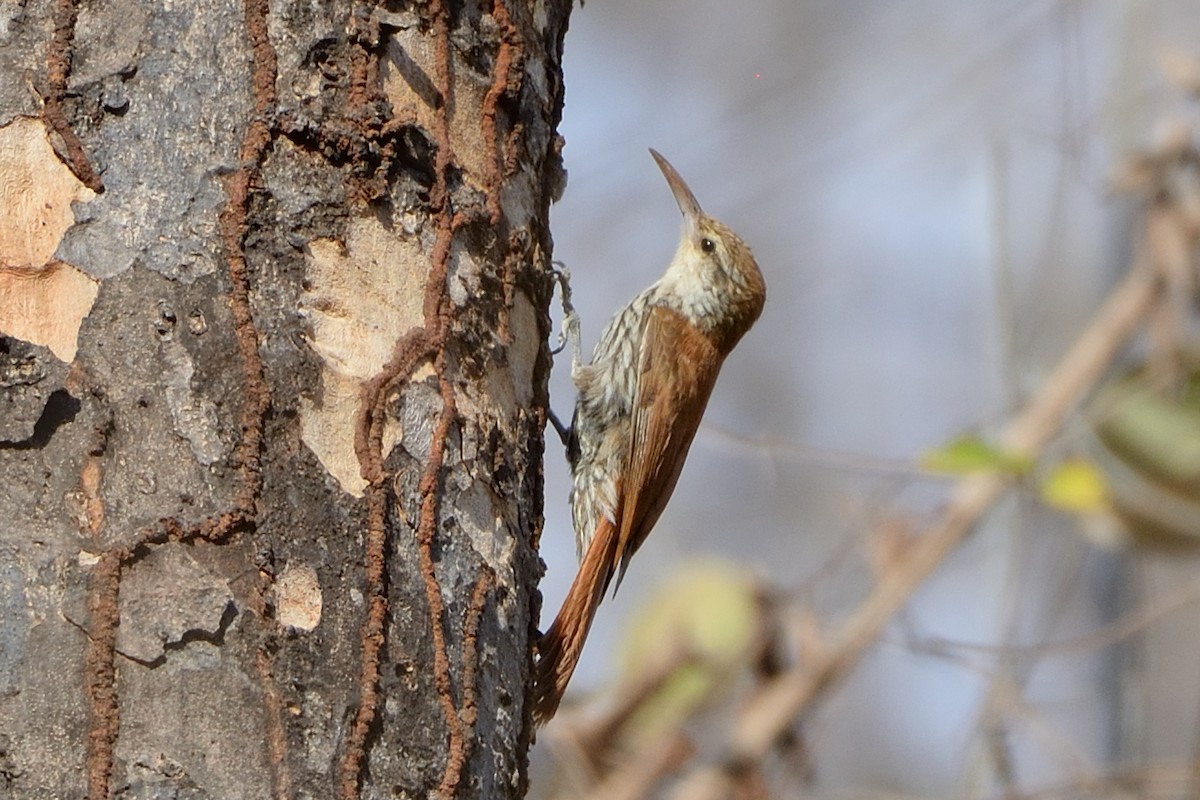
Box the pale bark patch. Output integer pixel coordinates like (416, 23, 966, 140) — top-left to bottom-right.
(0, 117, 98, 361)
(299, 215, 426, 495)
(274, 562, 322, 632)
(382, 28, 492, 193)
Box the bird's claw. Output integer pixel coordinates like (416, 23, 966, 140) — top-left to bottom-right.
(550, 262, 584, 371)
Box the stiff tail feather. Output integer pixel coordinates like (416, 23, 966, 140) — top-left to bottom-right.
(532, 517, 620, 725)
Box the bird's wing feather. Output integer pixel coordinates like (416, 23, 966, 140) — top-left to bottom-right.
(613, 305, 724, 589)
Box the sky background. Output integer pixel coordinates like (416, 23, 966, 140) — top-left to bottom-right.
(533, 2, 1200, 795)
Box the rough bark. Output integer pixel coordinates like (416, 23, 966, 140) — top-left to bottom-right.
(0, 0, 570, 797)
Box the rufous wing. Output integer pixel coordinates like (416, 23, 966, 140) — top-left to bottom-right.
(613, 305, 724, 588)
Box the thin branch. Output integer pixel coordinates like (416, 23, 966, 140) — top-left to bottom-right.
(698, 424, 922, 479)
(911, 577, 1200, 664)
(550, 641, 697, 763)
(578, 732, 694, 800)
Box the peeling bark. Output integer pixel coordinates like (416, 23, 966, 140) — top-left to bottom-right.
(0, 0, 571, 797)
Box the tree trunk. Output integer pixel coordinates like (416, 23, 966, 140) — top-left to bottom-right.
(0, 0, 570, 797)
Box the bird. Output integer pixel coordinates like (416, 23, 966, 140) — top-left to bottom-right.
(533, 149, 766, 725)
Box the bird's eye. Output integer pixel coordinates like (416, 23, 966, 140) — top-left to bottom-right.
(700, 237, 716, 253)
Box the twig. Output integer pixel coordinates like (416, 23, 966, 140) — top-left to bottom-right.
(698, 424, 921, 478)
(912, 577, 1200, 664)
(578, 731, 694, 800)
(1004, 760, 1193, 800)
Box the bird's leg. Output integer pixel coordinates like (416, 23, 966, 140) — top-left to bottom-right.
(550, 262, 583, 376)
(545, 262, 581, 449)
(546, 408, 571, 447)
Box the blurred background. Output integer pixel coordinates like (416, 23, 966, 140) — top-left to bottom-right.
(533, 1, 1200, 797)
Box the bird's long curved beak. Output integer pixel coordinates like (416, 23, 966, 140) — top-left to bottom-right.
(649, 149, 703, 231)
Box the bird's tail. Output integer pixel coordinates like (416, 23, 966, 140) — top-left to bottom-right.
(532, 517, 619, 726)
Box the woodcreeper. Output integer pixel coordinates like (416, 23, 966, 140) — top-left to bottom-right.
(534, 150, 766, 724)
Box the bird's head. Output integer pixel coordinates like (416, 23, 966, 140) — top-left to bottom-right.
(651, 149, 766, 350)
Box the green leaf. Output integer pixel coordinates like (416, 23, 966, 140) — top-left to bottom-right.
(1041, 458, 1110, 513)
(920, 435, 1031, 476)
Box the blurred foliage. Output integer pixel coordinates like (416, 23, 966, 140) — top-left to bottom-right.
(1086, 356, 1200, 546)
(1094, 370, 1200, 488)
(920, 435, 1032, 476)
(616, 561, 759, 741)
